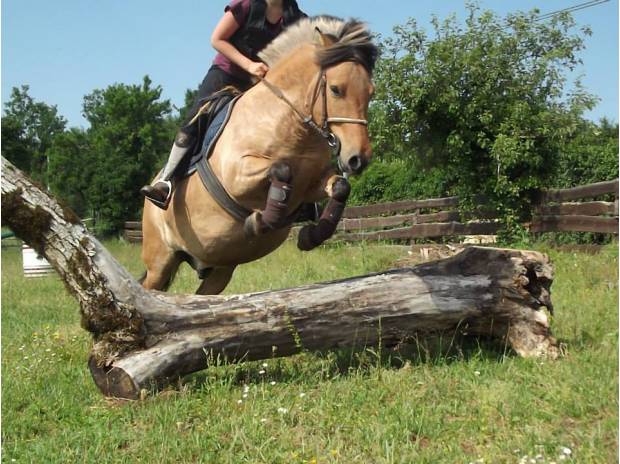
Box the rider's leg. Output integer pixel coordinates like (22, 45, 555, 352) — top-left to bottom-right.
(140, 66, 250, 209)
(140, 129, 195, 208)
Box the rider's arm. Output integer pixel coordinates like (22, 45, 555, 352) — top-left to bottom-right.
(211, 11, 268, 77)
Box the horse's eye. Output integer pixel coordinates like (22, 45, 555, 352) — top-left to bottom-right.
(330, 85, 343, 97)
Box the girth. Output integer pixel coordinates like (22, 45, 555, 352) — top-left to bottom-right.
(195, 95, 301, 225)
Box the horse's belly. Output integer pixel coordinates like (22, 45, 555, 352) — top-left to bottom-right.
(165, 173, 295, 268)
(183, 221, 291, 268)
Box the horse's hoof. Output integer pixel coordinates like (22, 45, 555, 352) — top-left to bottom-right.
(244, 213, 262, 238)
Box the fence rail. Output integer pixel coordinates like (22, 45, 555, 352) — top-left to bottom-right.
(124, 179, 618, 243)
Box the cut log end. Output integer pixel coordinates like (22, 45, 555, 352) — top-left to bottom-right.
(88, 356, 140, 400)
(2, 157, 560, 400)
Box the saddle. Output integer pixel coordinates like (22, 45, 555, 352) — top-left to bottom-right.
(181, 91, 241, 177)
(178, 90, 317, 224)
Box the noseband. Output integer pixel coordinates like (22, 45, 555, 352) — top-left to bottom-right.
(257, 68, 368, 158)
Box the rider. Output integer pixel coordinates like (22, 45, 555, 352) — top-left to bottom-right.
(141, 0, 306, 208)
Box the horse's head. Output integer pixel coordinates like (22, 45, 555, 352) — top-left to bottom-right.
(318, 51, 375, 175)
(259, 17, 379, 176)
(312, 22, 378, 176)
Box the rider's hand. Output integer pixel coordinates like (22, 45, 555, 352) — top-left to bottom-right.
(247, 61, 269, 78)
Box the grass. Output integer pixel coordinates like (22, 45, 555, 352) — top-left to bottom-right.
(1, 239, 617, 463)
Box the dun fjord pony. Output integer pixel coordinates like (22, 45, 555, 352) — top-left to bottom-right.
(141, 17, 378, 294)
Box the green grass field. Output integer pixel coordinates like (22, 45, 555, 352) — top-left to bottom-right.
(2, 240, 618, 463)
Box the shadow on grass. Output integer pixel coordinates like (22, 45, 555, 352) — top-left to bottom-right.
(175, 333, 513, 395)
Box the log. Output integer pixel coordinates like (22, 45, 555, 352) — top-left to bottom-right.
(530, 214, 619, 234)
(1, 157, 558, 400)
(124, 221, 142, 230)
(541, 179, 619, 202)
(537, 201, 616, 216)
(343, 196, 459, 218)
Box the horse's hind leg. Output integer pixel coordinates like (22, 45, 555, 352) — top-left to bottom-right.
(141, 237, 183, 291)
(142, 252, 182, 291)
(195, 266, 236, 295)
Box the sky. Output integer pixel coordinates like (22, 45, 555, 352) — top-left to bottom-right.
(2, 0, 618, 128)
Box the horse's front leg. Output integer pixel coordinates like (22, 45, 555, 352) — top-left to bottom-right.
(297, 175, 350, 251)
(244, 161, 293, 237)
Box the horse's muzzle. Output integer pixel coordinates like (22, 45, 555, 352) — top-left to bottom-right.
(339, 154, 368, 175)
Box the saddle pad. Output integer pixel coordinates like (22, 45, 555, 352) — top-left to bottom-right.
(186, 94, 241, 175)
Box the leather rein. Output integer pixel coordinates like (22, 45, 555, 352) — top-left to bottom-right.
(257, 68, 368, 159)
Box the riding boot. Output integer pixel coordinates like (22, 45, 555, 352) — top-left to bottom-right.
(141, 130, 194, 209)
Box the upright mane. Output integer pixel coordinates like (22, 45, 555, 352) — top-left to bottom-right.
(258, 16, 379, 74)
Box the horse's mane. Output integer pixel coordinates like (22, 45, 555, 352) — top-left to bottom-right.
(258, 16, 379, 74)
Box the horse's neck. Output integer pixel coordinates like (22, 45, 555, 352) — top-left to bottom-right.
(241, 47, 326, 153)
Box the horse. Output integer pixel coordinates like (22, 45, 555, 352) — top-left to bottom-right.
(141, 16, 378, 294)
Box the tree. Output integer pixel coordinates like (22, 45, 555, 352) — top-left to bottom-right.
(1, 115, 35, 174)
(176, 86, 199, 125)
(1, 85, 67, 183)
(47, 128, 93, 218)
(555, 118, 619, 188)
(368, 4, 597, 231)
(82, 76, 172, 234)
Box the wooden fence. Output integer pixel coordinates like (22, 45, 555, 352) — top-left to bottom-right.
(123, 179, 618, 243)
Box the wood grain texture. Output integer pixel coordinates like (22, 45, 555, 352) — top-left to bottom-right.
(541, 179, 618, 202)
(530, 215, 619, 234)
(2, 157, 558, 400)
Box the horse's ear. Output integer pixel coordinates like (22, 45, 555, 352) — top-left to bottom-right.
(314, 27, 335, 47)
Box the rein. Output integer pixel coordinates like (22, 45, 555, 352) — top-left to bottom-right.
(257, 68, 368, 158)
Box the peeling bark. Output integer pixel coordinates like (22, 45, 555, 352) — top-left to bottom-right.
(1, 157, 558, 400)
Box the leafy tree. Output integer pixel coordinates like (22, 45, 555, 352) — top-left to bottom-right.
(82, 76, 172, 233)
(2, 85, 67, 183)
(368, 4, 597, 231)
(177, 87, 199, 125)
(47, 128, 93, 217)
(555, 118, 618, 188)
(1, 115, 35, 174)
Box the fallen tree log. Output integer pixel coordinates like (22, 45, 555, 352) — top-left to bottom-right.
(1, 157, 558, 400)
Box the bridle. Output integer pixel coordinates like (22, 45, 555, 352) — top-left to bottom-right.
(257, 67, 368, 159)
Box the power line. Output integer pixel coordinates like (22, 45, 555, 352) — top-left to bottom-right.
(534, 0, 610, 22)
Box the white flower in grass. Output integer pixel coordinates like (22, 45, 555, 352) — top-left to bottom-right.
(474, 371, 481, 376)
(270, 381, 276, 386)
(258, 370, 265, 375)
(242, 393, 248, 399)
(45, 348, 51, 352)
(260, 418, 267, 423)
(243, 385, 250, 393)
(277, 407, 288, 414)
(262, 362, 268, 368)
(561, 447, 572, 456)
(299, 392, 306, 398)
(237, 399, 243, 404)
